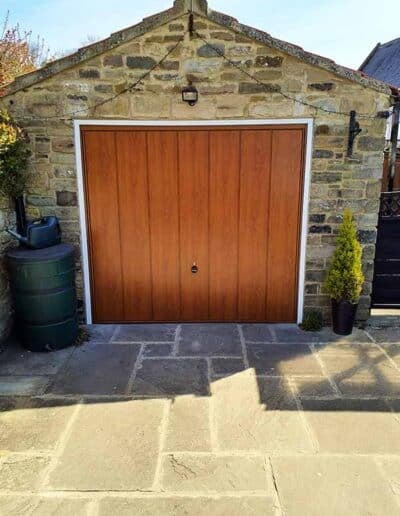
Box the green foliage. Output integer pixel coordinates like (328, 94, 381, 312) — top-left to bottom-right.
(324, 210, 364, 303)
(301, 310, 323, 332)
(0, 111, 30, 197)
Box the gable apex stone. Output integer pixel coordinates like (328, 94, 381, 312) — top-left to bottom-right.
(173, 0, 208, 14)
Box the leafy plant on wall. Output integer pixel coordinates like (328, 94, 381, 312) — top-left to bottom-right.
(0, 110, 30, 198)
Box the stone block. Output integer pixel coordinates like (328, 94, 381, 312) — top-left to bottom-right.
(103, 55, 123, 67)
(241, 323, 275, 342)
(239, 82, 280, 94)
(162, 454, 271, 492)
(0, 340, 74, 375)
(78, 69, 99, 79)
(48, 399, 166, 490)
(143, 343, 173, 357)
(126, 56, 157, 69)
(178, 323, 241, 356)
(272, 455, 399, 516)
(132, 358, 209, 396)
(358, 136, 384, 151)
(0, 397, 76, 452)
(47, 343, 140, 395)
(0, 454, 50, 491)
(113, 323, 177, 342)
(211, 357, 245, 375)
(255, 55, 283, 67)
(165, 396, 211, 451)
(0, 376, 50, 396)
(197, 43, 225, 57)
(302, 398, 400, 453)
(99, 497, 275, 515)
(246, 343, 323, 375)
(212, 370, 313, 452)
(56, 190, 77, 206)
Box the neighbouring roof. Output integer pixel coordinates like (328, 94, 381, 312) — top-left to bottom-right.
(360, 37, 400, 88)
(1, 0, 394, 97)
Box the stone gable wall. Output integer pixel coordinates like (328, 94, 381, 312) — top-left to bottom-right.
(0, 14, 391, 338)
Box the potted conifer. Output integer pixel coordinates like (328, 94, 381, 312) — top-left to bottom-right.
(324, 209, 365, 335)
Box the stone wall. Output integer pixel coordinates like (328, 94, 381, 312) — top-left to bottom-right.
(0, 12, 392, 335)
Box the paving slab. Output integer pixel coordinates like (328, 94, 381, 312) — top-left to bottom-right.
(162, 454, 271, 492)
(246, 343, 323, 375)
(99, 496, 276, 516)
(83, 324, 117, 343)
(0, 341, 74, 375)
(241, 324, 275, 342)
(211, 357, 245, 376)
(165, 396, 212, 452)
(133, 358, 209, 396)
(212, 370, 313, 452)
(0, 496, 89, 515)
(0, 455, 50, 491)
(0, 397, 76, 452)
(337, 369, 400, 396)
(113, 324, 177, 342)
(377, 457, 400, 500)
(272, 455, 399, 516)
(273, 324, 319, 343)
(0, 376, 50, 396)
(178, 324, 242, 356)
(313, 327, 372, 343)
(143, 343, 174, 358)
(46, 343, 140, 395)
(367, 327, 400, 343)
(291, 376, 337, 398)
(48, 399, 166, 491)
(302, 398, 400, 453)
(313, 345, 400, 395)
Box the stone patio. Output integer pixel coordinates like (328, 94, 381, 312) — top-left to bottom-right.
(1, 322, 400, 515)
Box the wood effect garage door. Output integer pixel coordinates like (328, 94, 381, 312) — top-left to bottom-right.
(82, 125, 306, 323)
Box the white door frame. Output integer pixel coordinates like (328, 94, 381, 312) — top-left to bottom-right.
(74, 118, 314, 325)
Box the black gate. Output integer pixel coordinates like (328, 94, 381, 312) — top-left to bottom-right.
(372, 192, 400, 307)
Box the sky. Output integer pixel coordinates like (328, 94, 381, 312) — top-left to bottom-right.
(2, 0, 399, 70)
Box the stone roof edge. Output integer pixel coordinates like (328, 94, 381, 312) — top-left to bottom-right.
(208, 9, 393, 96)
(1, 4, 183, 97)
(1, 2, 394, 98)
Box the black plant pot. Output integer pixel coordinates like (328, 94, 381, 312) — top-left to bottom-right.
(331, 299, 358, 336)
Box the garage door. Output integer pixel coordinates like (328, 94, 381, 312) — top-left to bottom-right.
(81, 125, 306, 323)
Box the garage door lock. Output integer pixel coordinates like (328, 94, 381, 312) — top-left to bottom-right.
(191, 263, 199, 274)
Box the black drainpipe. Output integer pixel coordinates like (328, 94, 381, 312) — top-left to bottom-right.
(388, 100, 400, 192)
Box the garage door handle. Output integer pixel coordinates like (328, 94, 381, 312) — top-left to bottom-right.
(191, 263, 199, 274)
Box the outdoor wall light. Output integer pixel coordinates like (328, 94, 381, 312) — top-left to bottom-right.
(182, 85, 198, 106)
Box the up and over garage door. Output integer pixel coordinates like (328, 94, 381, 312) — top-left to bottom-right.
(81, 125, 306, 323)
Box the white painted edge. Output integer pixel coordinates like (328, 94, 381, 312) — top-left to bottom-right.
(297, 120, 314, 324)
(74, 120, 93, 324)
(73, 118, 314, 325)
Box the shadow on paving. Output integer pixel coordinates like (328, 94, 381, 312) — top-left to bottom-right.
(0, 323, 400, 414)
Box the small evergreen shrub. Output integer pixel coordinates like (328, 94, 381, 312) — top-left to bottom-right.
(0, 110, 30, 198)
(324, 210, 364, 303)
(302, 310, 323, 332)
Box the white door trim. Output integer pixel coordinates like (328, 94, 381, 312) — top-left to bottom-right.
(73, 118, 314, 325)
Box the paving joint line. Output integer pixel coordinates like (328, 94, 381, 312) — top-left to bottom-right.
(172, 325, 181, 357)
(206, 357, 219, 451)
(268, 456, 284, 516)
(309, 343, 342, 396)
(39, 400, 83, 490)
(125, 343, 145, 395)
(287, 377, 320, 453)
(151, 399, 171, 491)
(237, 324, 250, 369)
